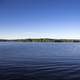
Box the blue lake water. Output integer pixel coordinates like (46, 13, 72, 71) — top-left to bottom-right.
(0, 42, 80, 80)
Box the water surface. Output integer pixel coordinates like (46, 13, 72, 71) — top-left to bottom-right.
(0, 42, 80, 80)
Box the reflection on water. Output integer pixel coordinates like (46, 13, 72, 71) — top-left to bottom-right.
(0, 42, 80, 80)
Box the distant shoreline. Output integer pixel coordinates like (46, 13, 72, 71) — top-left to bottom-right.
(0, 38, 80, 42)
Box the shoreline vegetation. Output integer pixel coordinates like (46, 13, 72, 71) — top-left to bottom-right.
(0, 38, 80, 42)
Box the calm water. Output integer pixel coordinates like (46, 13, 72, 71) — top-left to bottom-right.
(0, 42, 80, 80)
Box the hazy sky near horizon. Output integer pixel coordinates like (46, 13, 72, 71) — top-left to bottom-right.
(0, 0, 80, 39)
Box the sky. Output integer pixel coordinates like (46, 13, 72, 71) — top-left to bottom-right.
(0, 0, 80, 39)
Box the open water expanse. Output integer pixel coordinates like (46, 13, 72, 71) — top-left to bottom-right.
(0, 42, 80, 80)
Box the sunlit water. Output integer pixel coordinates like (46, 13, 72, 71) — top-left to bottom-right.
(0, 42, 80, 80)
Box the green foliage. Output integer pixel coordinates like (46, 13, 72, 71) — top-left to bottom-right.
(0, 38, 80, 42)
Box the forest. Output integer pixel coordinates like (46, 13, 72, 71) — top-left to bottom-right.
(0, 38, 80, 42)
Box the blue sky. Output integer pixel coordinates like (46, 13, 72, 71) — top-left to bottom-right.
(0, 0, 80, 39)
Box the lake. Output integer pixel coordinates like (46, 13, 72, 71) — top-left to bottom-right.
(0, 42, 80, 80)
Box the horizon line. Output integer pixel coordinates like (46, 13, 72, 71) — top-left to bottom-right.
(0, 38, 80, 40)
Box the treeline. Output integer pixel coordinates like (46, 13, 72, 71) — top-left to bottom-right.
(0, 38, 80, 42)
